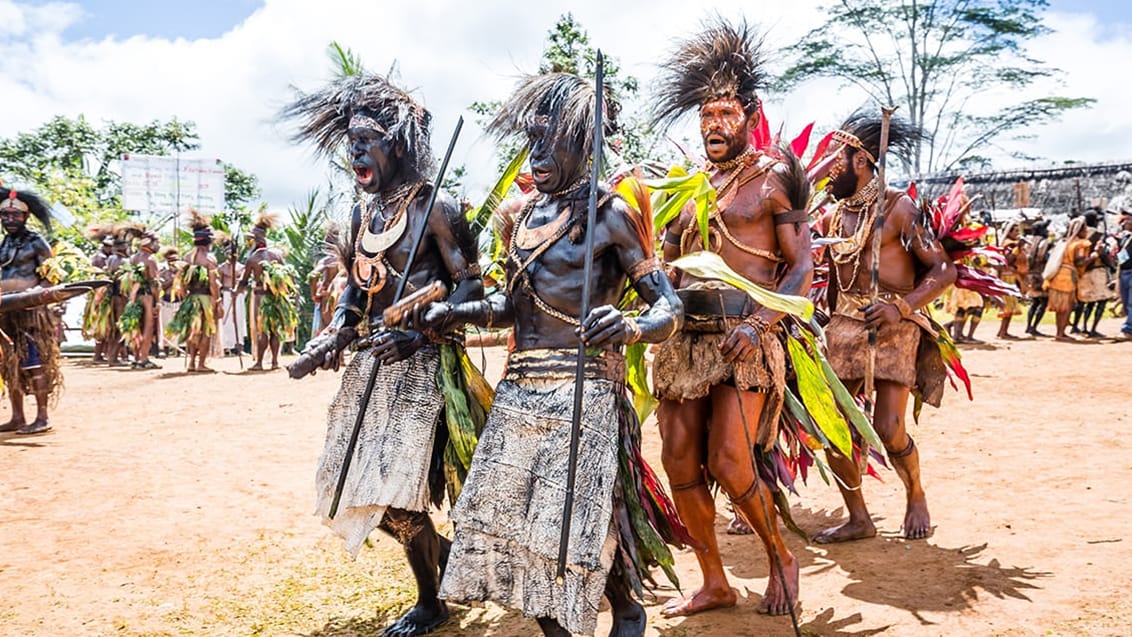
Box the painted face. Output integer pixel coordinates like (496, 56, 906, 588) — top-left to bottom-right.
(1, 208, 28, 235)
(699, 98, 751, 163)
(527, 114, 586, 194)
(827, 147, 861, 200)
(348, 123, 400, 195)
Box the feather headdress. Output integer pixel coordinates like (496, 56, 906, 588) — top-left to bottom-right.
(651, 17, 768, 130)
(185, 208, 212, 230)
(1, 187, 52, 231)
(86, 223, 115, 242)
(254, 210, 280, 231)
(113, 221, 146, 241)
(279, 71, 434, 179)
(834, 109, 923, 167)
(486, 72, 620, 162)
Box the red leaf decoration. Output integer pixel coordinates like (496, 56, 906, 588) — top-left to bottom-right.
(790, 122, 815, 158)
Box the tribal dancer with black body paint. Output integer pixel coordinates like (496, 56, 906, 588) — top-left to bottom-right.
(0, 188, 61, 435)
(814, 112, 956, 542)
(282, 70, 486, 637)
(648, 19, 813, 618)
(423, 71, 688, 637)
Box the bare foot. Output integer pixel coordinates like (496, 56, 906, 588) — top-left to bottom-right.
(660, 586, 738, 617)
(16, 418, 52, 435)
(0, 418, 27, 433)
(197, 366, 217, 374)
(726, 512, 753, 535)
(903, 499, 933, 539)
(813, 518, 877, 544)
(1055, 335, 1077, 343)
(758, 556, 800, 616)
(247, 364, 264, 371)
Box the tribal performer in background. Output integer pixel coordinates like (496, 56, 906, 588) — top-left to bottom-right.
(309, 226, 343, 333)
(103, 226, 134, 367)
(282, 70, 487, 637)
(118, 229, 162, 369)
(238, 212, 297, 370)
(167, 210, 222, 372)
(648, 18, 812, 617)
(218, 238, 246, 356)
(996, 221, 1024, 340)
(815, 112, 956, 542)
(428, 71, 687, 637)
(84, 229, 116, 363)
(0, 188, 61, 435)
(1024, 219, 1053, 336)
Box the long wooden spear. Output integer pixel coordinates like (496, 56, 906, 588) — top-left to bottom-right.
(556, 51, 604, 583)
(327, 116, 464, 519)
(864, 106, 897, 424)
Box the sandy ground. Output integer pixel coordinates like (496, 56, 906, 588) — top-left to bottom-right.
(2, 318, 1131, 637)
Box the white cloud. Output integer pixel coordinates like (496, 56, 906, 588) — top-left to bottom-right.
(0, 0, 1127, 214)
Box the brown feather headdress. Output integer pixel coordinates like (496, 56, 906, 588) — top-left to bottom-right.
(651, 17, 768, 130)
(487, 72, 620, 162)
(279, 70, 434, 180)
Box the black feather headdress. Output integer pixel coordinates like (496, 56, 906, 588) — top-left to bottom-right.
(651, 17, 768, 131)
(835, 109, 924, 166)
(280, 72, 434, 179)
(1, 187, 52, 232)
(487, 72, 620, 161)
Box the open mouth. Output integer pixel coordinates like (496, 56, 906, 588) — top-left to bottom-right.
(353, 165, 373, 184)
(531, 167, 551, 182)
(705, 134, 728, 151)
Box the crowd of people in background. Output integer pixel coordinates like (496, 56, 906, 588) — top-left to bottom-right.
(74, 210, 346, 372)
(943, 208, 1132, 344)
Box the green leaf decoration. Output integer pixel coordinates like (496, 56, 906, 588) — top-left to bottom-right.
(625, 341, 657, 423)
(785, 336, 852, 457)
(670, 251, 814, 320)
(796, 328, 881, 449)
(645, 168, 715, 239)
(468, 146, 530, 234)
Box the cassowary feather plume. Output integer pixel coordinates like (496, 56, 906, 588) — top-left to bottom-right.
(651, 17, 768, 130)
(486, 72, 620, 163)
(279, 72, 434, 180)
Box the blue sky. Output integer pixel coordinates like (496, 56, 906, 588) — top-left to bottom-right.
(43, 1, 1131, 42)
(1050, 0, 1128, 26)
(33, 0, 263, 40)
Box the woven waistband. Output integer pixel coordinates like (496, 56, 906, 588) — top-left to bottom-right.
(504, 347, 625, 382)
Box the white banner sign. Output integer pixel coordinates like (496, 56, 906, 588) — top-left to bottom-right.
(120, 154, 226, 216)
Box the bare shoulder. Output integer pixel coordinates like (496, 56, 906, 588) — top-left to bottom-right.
(601, 191, 649, 248)
(886, 189, 921, 229)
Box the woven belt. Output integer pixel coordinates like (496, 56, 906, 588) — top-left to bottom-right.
(504, 348, 625, 382)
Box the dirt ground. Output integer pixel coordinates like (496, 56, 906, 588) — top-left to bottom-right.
(3, 318, 1131, 636)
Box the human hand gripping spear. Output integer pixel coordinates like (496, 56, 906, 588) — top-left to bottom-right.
(326, 116, 464, 519)
(864, 106, 897, 448)
(556, 51, 604, 584)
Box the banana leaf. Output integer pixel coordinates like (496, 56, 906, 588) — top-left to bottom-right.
(670, 251, 814, 320)
(645, 168, 715, 241)
(468, 147, 530, 234)
(795, 327, 881, 449)
(625, 341, 656, 423)
(785, 336, 851, 457)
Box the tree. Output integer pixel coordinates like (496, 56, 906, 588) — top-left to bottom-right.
(0, 115, 263, 246)
(471, 13, 679, 174)
(776, 0, 1094, 174)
